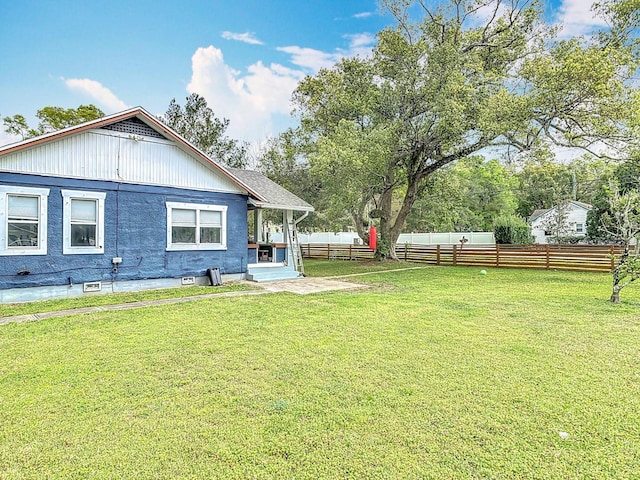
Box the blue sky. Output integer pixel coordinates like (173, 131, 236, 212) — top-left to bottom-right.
(0, 0, 604, 148)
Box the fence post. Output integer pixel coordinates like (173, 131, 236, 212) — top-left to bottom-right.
(453, 244, 457, 266)
(496, 244, 500, 268)
(545, 244, 550, 269)
(404, 243, 408, 261)
(327, 244, 331, 260)
(436, 244, 441, 265)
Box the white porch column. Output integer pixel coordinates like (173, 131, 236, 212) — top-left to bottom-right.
(254, 209, 263, 243)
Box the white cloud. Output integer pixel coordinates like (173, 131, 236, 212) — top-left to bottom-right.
(278, 33, 376, 72)
(186, 35, 378, 144)
(276, 46, 341, 71)
(554, 0, 607, 37)
(472, 1, 511, 26)
(221, 31, 264, 45)
(342, 33, 376, 58)
(186, 46, 302, 143)
(353, 11, 373, 19)
(63, 78, 129, 112)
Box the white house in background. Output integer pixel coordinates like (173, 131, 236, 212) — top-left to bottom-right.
(530, 201, 592, 244)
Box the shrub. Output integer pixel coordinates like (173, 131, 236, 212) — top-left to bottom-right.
(494, 215, 534, 244)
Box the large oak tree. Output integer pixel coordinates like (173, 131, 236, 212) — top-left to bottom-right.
(288, 0, 639, 259)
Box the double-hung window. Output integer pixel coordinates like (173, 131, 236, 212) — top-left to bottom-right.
(62, 190, 105, 254)
(166, 202, 227, 251)
(0, 186, 49, 256)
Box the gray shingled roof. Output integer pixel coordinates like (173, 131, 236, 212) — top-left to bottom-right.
(228, 168, 314, 212)
(529, 208, 550, 222)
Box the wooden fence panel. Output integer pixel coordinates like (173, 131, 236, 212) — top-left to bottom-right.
(301, 244, 623, 273)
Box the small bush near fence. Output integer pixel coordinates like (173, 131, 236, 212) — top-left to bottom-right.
(493, 215, 534, 244)
(301, 243, 623, 273)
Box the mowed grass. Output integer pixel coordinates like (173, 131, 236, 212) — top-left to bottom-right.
(0, 283, 258, 318)
(1, 262, 639, 479)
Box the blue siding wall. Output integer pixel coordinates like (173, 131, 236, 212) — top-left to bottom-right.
(0, 174, 249, 290)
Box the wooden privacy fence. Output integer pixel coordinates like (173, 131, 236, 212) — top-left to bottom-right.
(301, 243, 624, 273)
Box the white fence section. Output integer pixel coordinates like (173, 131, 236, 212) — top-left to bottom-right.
(397, 232, 495, 245)
(271, 231, 495, 245)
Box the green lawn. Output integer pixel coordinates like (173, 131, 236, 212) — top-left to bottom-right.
(0, 283, 258, 318)
(1, 262, 639, 479)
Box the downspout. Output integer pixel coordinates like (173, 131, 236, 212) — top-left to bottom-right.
(294, 210, 310, 226)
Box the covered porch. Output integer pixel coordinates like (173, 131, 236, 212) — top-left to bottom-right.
(229, 168, 314, 282)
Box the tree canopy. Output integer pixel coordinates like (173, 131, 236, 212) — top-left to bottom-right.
(3, 104, 105, 140)
(587, 155, 640, 240)
(272, 0, 639, 259)
(160, 93, 249, 168)
(405, 157, 518, 232)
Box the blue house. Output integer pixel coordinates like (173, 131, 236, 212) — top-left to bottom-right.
(0, 107, 313, 303)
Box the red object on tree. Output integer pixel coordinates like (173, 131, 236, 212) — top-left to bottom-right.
(369, 225, 377, 250)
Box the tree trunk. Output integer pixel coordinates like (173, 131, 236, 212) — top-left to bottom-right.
(376, 176, 423, 261)
(353, 208, 370, 247)
(376, 181, 398, 260)
(376, 226, 396, 260)
(610, 245, 629, 303)
(610, 287, 621, 303)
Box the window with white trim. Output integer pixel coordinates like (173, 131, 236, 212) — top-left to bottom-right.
(0, 186, 49, 256)
(576, 223, 584, 233)
(62, 190, 106, 254)
(166, 202, 227, 251)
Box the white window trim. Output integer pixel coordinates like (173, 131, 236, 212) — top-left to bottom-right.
(0, 185, 50, 256)
(61, 190, 106, 255)
(166, 201, 227, 251)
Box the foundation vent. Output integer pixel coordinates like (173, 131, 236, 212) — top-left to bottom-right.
(83, 281, 102, 293)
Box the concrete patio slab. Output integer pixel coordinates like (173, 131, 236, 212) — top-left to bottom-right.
(256, 277, 367, 295)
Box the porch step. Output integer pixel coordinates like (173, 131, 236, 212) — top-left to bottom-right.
(246, 266, 302, 283)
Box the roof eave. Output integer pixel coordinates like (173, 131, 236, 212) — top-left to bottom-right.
(249, 199, 314, 212)
(0, 107, 268, 203)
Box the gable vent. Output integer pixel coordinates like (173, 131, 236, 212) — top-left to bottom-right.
(101, 117, 166, 139)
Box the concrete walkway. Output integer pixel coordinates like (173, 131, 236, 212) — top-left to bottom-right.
(0, 277, 368, 326)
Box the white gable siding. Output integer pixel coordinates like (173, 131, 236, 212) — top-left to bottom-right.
(0, 129, 245, 194)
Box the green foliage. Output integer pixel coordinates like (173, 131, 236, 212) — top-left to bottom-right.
(2, 114, 33, 139)
(599, 180, 640, 302)
(553, 235, 584, 244)
(283, 0, 637, 259)
(588, 156, 640, 240)
(493, 214, 534, 244)
(611, 247, 640, 302)
(515, 155, 611, 219)
(407, 156, 518, 232)
(1, 266, 639, 478)
(2, 104, 104, 140)
(520, 32, 638, 153)
(160, 93, 248, 168)
(258, 131, 323, 231)
(291, 0, 551, 258)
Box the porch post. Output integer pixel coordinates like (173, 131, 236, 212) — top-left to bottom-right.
(254, 209, 263, 243)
